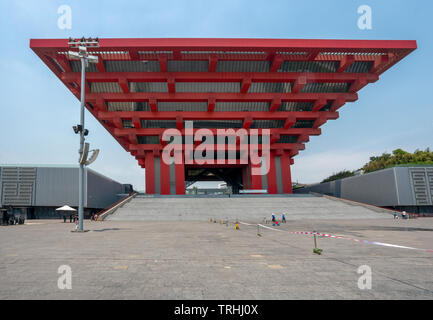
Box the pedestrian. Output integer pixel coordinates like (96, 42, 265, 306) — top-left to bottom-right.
(63, 214, 67, 223)
(282, 213, 286, 223)
(393, 211, 399, 219)
(69, 213, 72, 223)
(402, 211, 407, 220)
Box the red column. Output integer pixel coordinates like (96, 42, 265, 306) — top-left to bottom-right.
(250, 162, 262, 190)
(280, 152, 292, 194)
(160, 156, 171, 195)
(145, 152, 155, 194)
(175, 151, 185, 195)
(267, 152, 278, 194)
(242, 166, 249, 190)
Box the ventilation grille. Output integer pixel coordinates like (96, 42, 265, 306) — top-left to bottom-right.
(1, 167, 36, 206)
(410, 169, 433, 205)
(428, 169, 433, 204)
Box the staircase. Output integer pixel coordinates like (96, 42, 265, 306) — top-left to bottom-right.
(105, 194, 391, 222)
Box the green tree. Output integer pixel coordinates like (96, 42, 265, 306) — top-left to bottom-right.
(362, 148, 433, 173)
(321, 170, 355, 183)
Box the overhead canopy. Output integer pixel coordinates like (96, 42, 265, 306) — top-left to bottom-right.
(30, 38, 417, 195)
(30, 37, 417, 167)
(56, 205, 77, 211)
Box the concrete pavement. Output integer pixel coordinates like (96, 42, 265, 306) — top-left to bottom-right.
(0, 217, 432, 299)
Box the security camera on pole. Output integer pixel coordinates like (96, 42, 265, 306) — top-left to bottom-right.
(68, 37, 100, 232)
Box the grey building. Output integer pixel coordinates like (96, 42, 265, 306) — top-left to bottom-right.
(0, 165, 132, 219)
(296, 166, 433, 215)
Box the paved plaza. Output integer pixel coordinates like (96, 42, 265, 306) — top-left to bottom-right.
(1, 217, 432, 299)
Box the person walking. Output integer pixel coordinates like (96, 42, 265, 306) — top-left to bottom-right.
(282, 213, 286, 223)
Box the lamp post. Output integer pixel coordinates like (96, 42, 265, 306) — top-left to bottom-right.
(68, 38, 99, 232)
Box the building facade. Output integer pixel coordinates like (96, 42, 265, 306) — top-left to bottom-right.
(296, 166, 433, 215)
(0, 165, 130, 218)
(30, 38, 416, 195)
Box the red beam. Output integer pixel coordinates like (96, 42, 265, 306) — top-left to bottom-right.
(149, 98, 157, 112)
(167, 77, 175, 93)
(129, 143, 305, 152)
(31, 38, 417, 53)
(349, 76, 368, 93)
(209, 54, 218, 72)
(283, 116, 296, 129)
(269, 97, 282, 112)
(313, 115, 330, 128)
(243, 116, 253, 129)
(312, 98, 327, 112)
(55, 54, 72, 72)
(113, 118, 123, 129)
(298, 134, 310, 143)
(371, 54, 390, 73)
(86, 92, 358, 103)
(176, 115, 183, 130)
(337, 55, 355, 72)
(85, 80, 91, 94)
(240, 77, 252, 93)
(118, 77, 130, 93)
(291, 76, 307, 94)
(158, 55, 167, 72)
(98, 111, 339, 121)
(62, 71, 379, 84)
(129, 50, 139, 60)
(96, 55, 106, 72)
(330, 97, 346, 112)
(271, 133, 280, 143)
(128, 133, 138, 144)
(307, 50, 321, 61)
(270, 55, 284, 72)
(114, 127, 321, 136)
(132, 116, 141, 129)
(95, 97, 108, 111)
(207, 97, 216, 112)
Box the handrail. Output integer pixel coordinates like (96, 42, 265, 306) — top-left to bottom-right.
(96, 192, 138, 221)
(310, 192, 420, 218)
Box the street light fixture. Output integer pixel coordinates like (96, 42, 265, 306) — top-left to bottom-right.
(68, 37, 100, 232)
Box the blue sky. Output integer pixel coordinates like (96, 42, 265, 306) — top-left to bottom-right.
(0, 0, 432, 190)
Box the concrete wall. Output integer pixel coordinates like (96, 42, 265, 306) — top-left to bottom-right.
(34, 167, 80, 207)
(0, 165, 126, 209)
(297, 167, 433, 208)
(87, 169, 124, 208)
(339, 168, 398, 206)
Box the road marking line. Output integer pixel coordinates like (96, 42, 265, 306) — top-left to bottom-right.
(239, 221, 433, 253)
